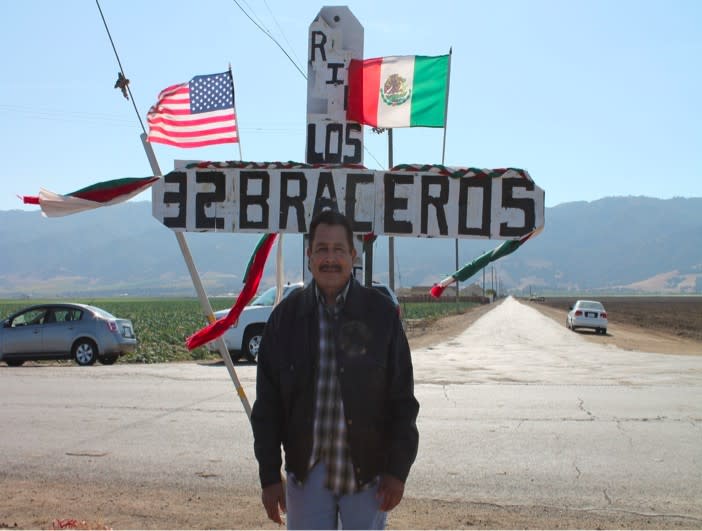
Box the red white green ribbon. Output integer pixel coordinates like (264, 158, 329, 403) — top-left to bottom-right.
(21, 177, 159, 217)
(387, 165, 538, 298)
(185, 233, 278, 351)
(390, 164, 532, 181)
(185, 160, 368, 171)
(430, 228, 542, 298)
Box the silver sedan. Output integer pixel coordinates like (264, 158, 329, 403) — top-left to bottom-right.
(0, 303, 136, 366)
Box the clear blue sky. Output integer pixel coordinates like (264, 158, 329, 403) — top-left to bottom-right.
(1, 0, 700, 212)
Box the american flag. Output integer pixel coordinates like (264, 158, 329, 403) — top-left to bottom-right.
(147, 71, 238, 148)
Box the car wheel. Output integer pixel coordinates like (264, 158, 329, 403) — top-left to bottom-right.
(602, 328, 607, 335)
(98, 354, 118, 365)
(565, 318, 570, 329)
(73, 339, 98, 366)
(5, 360, 25, 367)
(243, 325, 264, 363)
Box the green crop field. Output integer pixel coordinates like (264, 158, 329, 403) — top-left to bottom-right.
(401, 301, 479, 321)
(0, 297, 476, 364)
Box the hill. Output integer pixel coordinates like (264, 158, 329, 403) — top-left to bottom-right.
(1, 197, 700, 296)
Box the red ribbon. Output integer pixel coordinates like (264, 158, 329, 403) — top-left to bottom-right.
(185, 234, 277, 351)
(430, 284, 447, 299)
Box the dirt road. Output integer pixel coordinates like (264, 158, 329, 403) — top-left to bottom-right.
(1, 298, 700, 530)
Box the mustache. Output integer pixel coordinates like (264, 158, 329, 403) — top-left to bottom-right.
(319, 265, 342, 272)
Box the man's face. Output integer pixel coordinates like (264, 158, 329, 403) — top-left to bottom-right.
(307, 223, 356, 299)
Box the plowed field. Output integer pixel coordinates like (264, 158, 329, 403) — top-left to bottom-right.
(533, 296, 702, 341)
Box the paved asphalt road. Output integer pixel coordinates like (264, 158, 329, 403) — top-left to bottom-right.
(1, 297, 701, 520)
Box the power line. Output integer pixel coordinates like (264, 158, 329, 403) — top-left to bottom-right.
(95, 0, 147, 135)
(240, 0, 275, 37)
(231, 1, 384, 169)
(231, 0, 307, 80)
(262, 0, 304, 68)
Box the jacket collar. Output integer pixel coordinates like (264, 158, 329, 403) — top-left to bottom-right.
(301, 277, 365, 319)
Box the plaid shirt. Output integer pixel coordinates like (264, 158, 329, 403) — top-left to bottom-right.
(308, 282, 357, 495)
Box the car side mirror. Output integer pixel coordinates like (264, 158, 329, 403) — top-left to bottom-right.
(568, 306, 573, 310)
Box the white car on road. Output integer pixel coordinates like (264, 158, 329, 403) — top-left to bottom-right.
(207, 282, 304, 362)
(566, 300, 608, 335)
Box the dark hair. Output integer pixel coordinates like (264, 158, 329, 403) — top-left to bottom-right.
(308, 210, 354, 250)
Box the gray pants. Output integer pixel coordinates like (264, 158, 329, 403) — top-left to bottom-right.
(286, 462, 386, 530)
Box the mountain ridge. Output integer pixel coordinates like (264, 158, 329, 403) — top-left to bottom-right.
(1, 196, 700, 297)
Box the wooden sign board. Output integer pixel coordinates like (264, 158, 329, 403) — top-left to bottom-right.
(151, 166, 544, 239)
(306, 6, 364, 165)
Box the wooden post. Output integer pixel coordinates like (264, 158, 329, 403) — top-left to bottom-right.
(140, 133, 251, 419)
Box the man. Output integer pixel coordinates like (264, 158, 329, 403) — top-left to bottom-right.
(251, 210, 419, 529)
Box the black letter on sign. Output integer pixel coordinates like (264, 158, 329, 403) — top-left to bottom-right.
(384, 173, 413, 235)
(195, 171, 225, 230)
(163, 171, 187, 229)
(279, 171, 307, 232)
(345, 173, 373, 233)
(343, 123, 362, 164)
(500, 178, 535, 237)
(312, 171, 339, 218)
(458, 177, 491, 237)
(327, 63, 344, 85)
(325, 123, 343, 163)
(240, 171, 270, 230)
(306, 123, 324, 163)
(310, 31, 327, 62)
(420, 174, 449, 236)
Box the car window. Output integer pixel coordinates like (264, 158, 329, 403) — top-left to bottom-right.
(373, 286, 391, 298)
(284, 285, 303, 298)
(580, 301, 604, 310)
(371, 285, 399, 305)
(250, 286, 277, 306)
(250, 285, 302, 307)
(11, 308, 47, 327)
(84, 305, 115, 319)
(53, 308, 83, 323)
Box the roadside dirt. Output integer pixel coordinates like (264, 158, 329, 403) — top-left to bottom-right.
(2, 299, 700, 530)
(404, 301, 499, 350)
(523, 300, 702, 356)
(3, 476, 697, 530)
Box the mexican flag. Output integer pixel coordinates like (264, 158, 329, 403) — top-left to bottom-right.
(347, 54, 449, 128)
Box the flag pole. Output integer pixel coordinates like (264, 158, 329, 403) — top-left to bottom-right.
(228, 64, 244, 162)
(140, 133, 252, 419)
(440, 47, 458, 304)
(95, 3, 251, 416)
(441, 47, 452, 165)
(388, 128, 395, 292)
